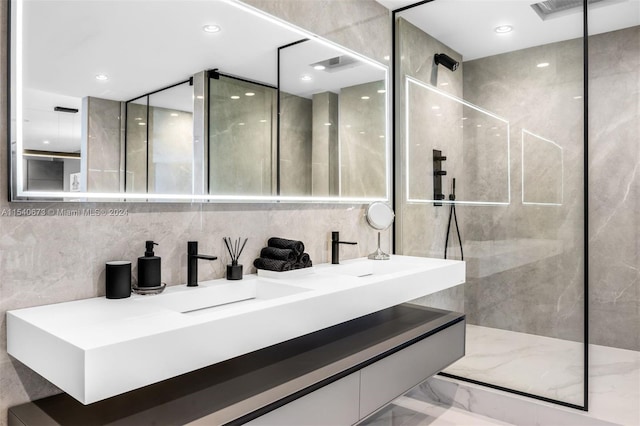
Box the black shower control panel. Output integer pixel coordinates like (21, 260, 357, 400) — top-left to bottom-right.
(433, 149, 446, 207)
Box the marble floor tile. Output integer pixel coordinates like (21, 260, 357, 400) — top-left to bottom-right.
(442, 325, 639, 425)
(359, 396, 514, 426)
(444, 325, 586, 405)
(362, 325, 639, 426)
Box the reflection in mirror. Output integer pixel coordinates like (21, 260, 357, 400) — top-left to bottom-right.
(208, 73, 277, 196)
(11, 0, 391, 203)
(125, 81, 194, 195)
(279, 39, 389, 199)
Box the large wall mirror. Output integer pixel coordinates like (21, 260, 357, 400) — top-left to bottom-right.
(9, 0, 390, 203)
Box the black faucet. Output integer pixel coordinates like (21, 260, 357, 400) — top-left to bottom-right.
(331, 231, 358, 264)
(187, 241, 217, 287)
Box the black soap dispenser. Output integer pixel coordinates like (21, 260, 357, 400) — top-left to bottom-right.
(138, 241, 161, 288)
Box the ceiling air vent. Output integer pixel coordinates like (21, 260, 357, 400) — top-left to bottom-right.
(311, 55, 361, 73)
(531, 0, 605, 20)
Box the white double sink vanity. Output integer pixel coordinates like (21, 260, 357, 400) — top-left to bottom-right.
(8, 255, 465, 425)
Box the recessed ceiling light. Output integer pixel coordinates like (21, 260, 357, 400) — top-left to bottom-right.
(202, 24, 221, 33)
(301, 75, 312, 82)
(238, 122, 245, 126)
(537, 62, 550, 68)
(324, 122, 332, 126)
(379, 135, 384, 138)
(138, 122, 146, 126)
(494, 25, 513, 34)
(477, 124, 482, 127)
(377, 89, 386, 94)
(196, 95, 204, 99)
(43, 140, 50, 144)
(462, 117, 468, 120)
(259, 119, 267, 123)
(361, 96, 370, 100)
(359, 131, 366, 134)
(313, 65, 326, 70)
(230, 95, 240, 100)
(170, 113, 179, 117)
(135, 117, 142, 121)
(95, 74, 109, 81)
(245, 92, 255, 97)
(573, 95, 583, 100)
(440, 82, 449, 87)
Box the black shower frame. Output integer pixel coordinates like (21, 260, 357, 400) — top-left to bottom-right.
(390, 0, 589, 412)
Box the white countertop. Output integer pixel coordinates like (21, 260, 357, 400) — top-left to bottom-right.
(7, 255, 465, 404)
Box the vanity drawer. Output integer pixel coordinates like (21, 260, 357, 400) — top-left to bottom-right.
(359, 319, 465, 418)
(245, 372, 360, 426)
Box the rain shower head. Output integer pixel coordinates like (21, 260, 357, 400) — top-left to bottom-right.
(434, 53, 459, 72)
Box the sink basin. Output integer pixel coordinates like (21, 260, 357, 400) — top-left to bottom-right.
(316, 258, 426, 278)
(137, 280, 309, 314)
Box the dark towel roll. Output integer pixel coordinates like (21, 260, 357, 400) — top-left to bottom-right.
(268, 237, 304, 257)
(294, 253, 312, 269)
(298, 253, 311, 266)
(254, 257, 294, 272)
(260, 247, 296, 262)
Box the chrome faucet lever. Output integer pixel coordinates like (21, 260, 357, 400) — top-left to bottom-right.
(187, 241, 217, 287)
(331, 231, 357, 264)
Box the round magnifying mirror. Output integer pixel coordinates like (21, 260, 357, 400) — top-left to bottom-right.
(365, 202, 394, 260)
(366, 202, 395, 230)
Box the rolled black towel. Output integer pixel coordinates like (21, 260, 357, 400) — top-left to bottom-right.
(268, 237, 304, 257)
(294, 253, 312, 269)
(253, 257, 294, 272)
(298, 253, 311, 266)
(260, 247, 296, 262)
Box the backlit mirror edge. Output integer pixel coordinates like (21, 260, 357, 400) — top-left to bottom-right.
(7, 0, 392, 204)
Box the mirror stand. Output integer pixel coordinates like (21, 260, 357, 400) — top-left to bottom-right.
(368, 232, 390, 260)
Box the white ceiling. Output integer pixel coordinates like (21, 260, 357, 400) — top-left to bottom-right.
(377, 0, 640, 61)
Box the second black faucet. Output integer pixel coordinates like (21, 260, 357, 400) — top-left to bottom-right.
(331, 232, 357, 264)
(187, 241, 217, 287)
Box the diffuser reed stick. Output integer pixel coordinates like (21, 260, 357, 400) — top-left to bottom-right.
(224, 237, 247, 266)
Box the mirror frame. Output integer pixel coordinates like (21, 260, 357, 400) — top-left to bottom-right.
(7, 0, 391, 204)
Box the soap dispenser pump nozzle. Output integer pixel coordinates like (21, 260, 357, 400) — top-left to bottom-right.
(145, 240, 158, 257)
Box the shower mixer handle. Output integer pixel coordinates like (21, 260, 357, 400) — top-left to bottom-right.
(435, 170, 447, 176)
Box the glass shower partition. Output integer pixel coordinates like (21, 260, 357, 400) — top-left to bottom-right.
(125, 80, 194, 195)
(394, 0, 587, 409)
(208, 72, 277, 197)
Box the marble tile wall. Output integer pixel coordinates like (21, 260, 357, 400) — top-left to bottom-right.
(280, 92, 312, 196)
(125, 102, 148, 193)
(587, 26, 639, 351)
(339, 80, 387, 198)
(460, 37, 585, 343)
(0, 1, 392, 423)
(209, 76, 276, 196)
(84, 97, 122, 193)
(312, 91, 340, 196)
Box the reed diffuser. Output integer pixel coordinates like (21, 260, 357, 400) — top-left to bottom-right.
(224, 237, 247, 280)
